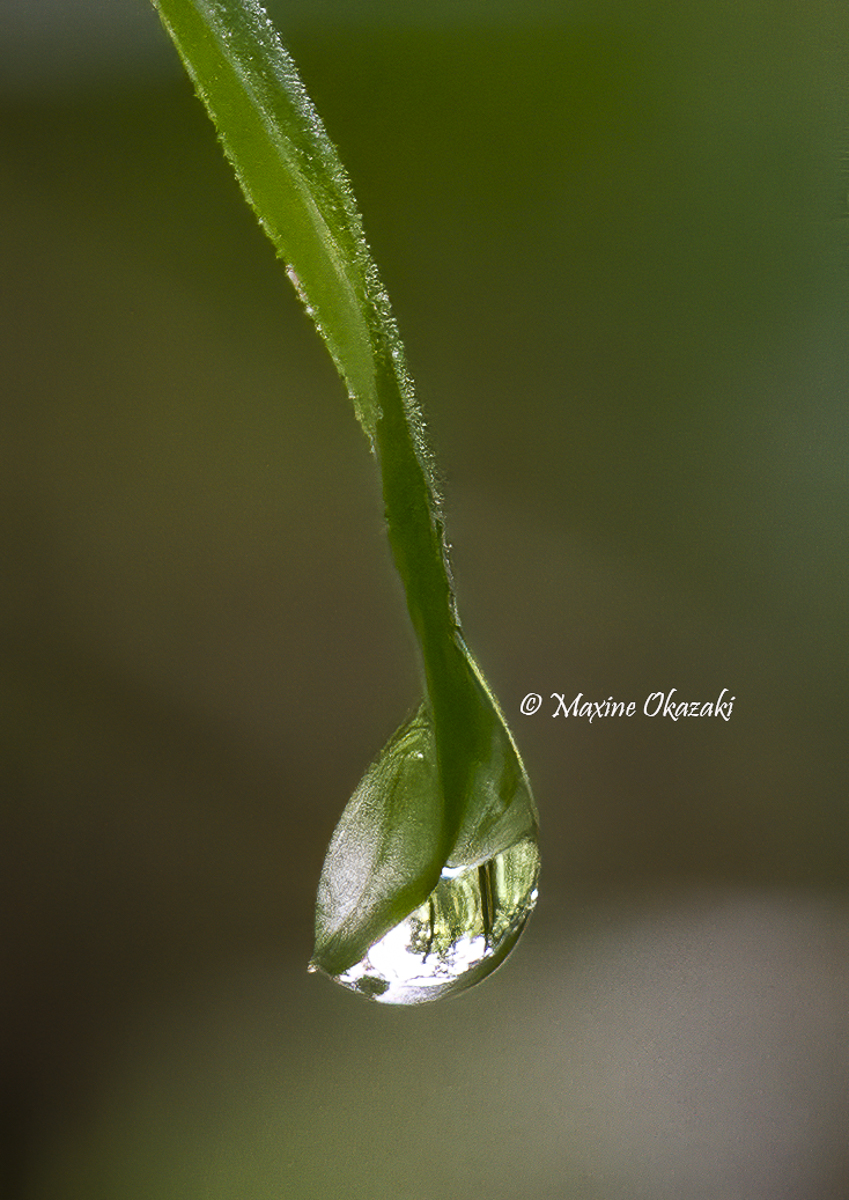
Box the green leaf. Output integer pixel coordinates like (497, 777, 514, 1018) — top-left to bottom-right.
(312, 705, 443, 978)
(150, 0, 539, 996)
(150, 0, 402, 444)
(313, 653, 539, 980)
(312, 639, 539, 982)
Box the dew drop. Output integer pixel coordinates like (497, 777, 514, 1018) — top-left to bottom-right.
(323, 836, 540, 1005)
(286, 264, 310, 311)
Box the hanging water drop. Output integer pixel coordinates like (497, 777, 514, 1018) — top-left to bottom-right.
(317, 835, 540, 1005)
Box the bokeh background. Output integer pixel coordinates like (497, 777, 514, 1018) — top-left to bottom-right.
(2, 1, 848, 1196)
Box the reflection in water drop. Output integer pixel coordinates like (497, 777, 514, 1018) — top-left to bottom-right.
(328, 837, 540, 1005)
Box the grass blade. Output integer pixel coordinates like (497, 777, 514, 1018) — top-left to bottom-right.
(150, 0, 539, 987)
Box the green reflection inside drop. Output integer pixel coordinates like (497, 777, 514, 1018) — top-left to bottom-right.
(324, 837, 540, 1005)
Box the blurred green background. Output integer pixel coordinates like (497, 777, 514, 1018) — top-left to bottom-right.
(2, 1, 848, 1196)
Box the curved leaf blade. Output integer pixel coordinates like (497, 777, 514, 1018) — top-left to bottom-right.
(311, 705, 445, 978)
(151, 0, 393, 440)
(150, 0, 541, 992)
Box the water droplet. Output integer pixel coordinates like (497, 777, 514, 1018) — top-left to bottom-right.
(285, 264, 311, 314)
(321, 836, 539, 1005)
